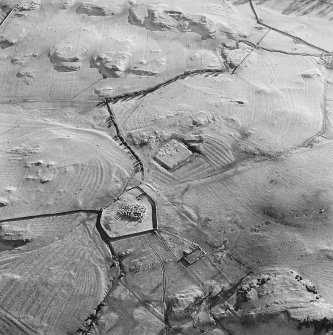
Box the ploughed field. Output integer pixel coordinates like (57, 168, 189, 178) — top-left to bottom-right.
(0, 0, 333, 334)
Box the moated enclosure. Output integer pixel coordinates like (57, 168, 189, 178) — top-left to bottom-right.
(101, 187, 156, 239)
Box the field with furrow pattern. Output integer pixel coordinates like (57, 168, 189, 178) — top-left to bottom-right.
(0, 217, 111, 335)
(0, 113, 133, 219)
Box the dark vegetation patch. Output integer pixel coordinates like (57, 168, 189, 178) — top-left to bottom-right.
(298, 317, 333, 333)
(0, 238, 29, 252)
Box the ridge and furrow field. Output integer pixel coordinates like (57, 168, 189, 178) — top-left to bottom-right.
(0, 217, 111, 335)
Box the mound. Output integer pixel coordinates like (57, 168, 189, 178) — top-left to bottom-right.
(94, 86, 114, 98)
(11, 53, 33, 65)
(16, 69, 36, 78)
(188, 50, 222, 69)
(49, 43, 88, 63)
(59, 0, 72, 9)
(128, 66, 160, 77)
(49, 42, 89, 72)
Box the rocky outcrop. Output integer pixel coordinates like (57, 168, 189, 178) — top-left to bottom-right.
(212, 267, 333, 333)
(17, 0, 41, 11)
(76, 2, 114, 16)
(90, 53, 130, 77)
(129, 4, 216, 39)
(176, 13, 216, 40)
(167, 285, 204, 320)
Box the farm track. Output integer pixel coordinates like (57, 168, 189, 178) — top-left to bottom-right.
(143, 235, 169, 335)
(239, 40, 325, 57)
(154, 231, 205, 290)
(231, 28, 271, 74)
(159, 247, 253, 335)
(79, 214, 164, 334)
(0, 305, 40, 335)
(248, 0, 331, 54)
